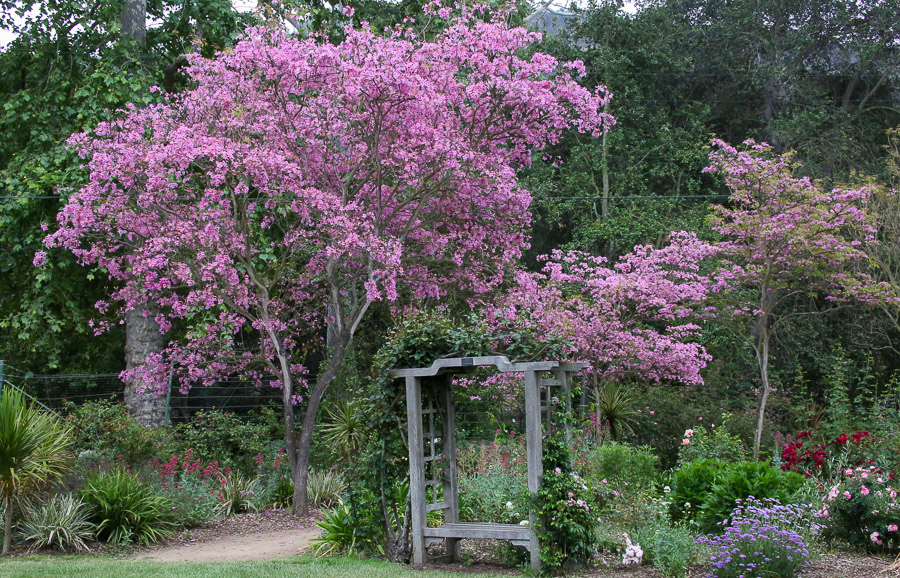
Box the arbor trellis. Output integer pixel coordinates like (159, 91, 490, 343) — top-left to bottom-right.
(391, 356, 586, 570)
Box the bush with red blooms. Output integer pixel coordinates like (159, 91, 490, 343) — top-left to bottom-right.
(147, 449, 229, 527)
(780, 429, 877, 478)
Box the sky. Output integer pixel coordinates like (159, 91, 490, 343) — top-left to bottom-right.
(0, 1, 636, 49)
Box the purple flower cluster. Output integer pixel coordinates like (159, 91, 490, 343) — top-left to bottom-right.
(697, 498, 821, 578)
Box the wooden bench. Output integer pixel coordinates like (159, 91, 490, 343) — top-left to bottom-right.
(424, 522, 534, 550)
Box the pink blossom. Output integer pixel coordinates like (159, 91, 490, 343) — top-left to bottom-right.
(32, 251, 47, 268)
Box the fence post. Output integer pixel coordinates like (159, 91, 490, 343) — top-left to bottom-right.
(0, 360, 4, 396)
(164, 372, 173, 425)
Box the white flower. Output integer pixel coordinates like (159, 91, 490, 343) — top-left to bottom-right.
(622, 533, 643, 566)
(519, 520, 529, 526)
(506, 501, 514, 510)
(663, 485, 671, 494)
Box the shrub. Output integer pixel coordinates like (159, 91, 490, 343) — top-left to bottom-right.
(312, 500, 379, 556)
(19, 494, 94, 552)
(457, 431, 529, 524)
(677, 417, 747, 465)
(307, 470, 346, 509)
(779, 428, 885, 480)
(632, 520, 698, 578)
(173, 409, 278, 476)
(671, 459, 806, 533)
(697, 498, 820, 578)
(669, 459, 725, 525)
(168, 475, 222, 528)
(577, 441, 659, 494)
(65, 399, 168, 466)
(258, 470, 293, 509)
(458, 461, 529, 524)
(217, 474, 260, 516)
(147, 450, 224, 528)
(0, 389, 73, 554)
(819, 465, 900, 552)
(534, 434, 597, 572)
(81, 470, 175, 545)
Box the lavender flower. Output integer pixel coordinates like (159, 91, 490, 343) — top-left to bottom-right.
(697, 498, 820, 578)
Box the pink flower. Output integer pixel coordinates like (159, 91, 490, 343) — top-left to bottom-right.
(32, 251, 47, 268)
(861, 486, 870, 496)
(681, 439, 690, 446)
(871, 531, 883, 545)
(844, 491, 852, 499)
(684, 429, 694, 437)
(889, 525, 898, 532)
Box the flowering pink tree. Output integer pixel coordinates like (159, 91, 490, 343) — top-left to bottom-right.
(706, 139, 891, 459)
(490, 231, 719, 435)
(45, 8, 613, 514)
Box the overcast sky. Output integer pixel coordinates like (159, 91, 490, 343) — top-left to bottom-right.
(0, 1, 634, 49)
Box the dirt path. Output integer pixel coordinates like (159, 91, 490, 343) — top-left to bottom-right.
(135, 526, 320, 562)
(131, 508, 322, 562)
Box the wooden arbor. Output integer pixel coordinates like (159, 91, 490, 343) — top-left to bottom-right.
(390, 356, 587, 571)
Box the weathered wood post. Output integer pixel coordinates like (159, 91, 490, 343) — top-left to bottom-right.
(524, 368, 543, 571)
(441, 377, 461, 560)
(405, 375, 427, 565)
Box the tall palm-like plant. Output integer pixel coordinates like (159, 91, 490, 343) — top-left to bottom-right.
(594, 380, 638, 442)
(320, 402, 363, 464)
(0, 389, 72, 554)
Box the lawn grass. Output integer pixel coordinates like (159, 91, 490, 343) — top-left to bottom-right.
(0, 555, 510, 577)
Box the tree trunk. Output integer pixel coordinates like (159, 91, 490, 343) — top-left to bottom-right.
(763, 80, 783, 154)
(124, 303, 166, 427)
(752, 318, 771, 460)
(291, 325, 354, 516)
(120, 0, 163, 427)
(2, 495, 11, 555)
(120, 0, 146, 47)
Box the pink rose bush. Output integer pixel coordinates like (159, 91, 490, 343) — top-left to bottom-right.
(819, 465, 900, 551)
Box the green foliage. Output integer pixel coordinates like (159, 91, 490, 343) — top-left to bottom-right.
(166, 475, 222, 529)
(81, 470, 175, 546)
(307, 470, 346, 510)
(173, 409, 279, 476)
(578, 441, 659, 494)
(632, 519, 698, 578)
(0, 388, 73, 552)
(821, 466, 900, 552)
(320, 403, 364, 465)
(677, 417, 747, 465)
(594, 381, 638, 441)
(258, 470, 294, 510)
(534, 434, 597, 573)
(65, 399, 169, 466)
(0, 0, 251, 372)
(670, 459, 806, 534)
(458, 461, 529, 524)
(217, 474, 260, 516)
(19, 494, 94, 552)
(312, 501, 379, 557)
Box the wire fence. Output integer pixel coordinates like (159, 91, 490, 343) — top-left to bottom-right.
(0, 361, 577, 443)
(0, 362, 283, 423)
